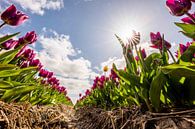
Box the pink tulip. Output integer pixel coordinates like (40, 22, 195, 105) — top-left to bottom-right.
(23, 49, 35, 61)
(135, 49, 147, 61)
(14, 31, 37, 48)
(1, 5, 28, 26)
(29, 59, 42, 69)
(1, 39, 18, 50)
(181, 13, 195, 24)
(39, 69, 49, 78)
(150, 32, 171, 50)
(166, 0, 192, 16)
(20, 61, 28, 68)
(175, 42, 191, 57)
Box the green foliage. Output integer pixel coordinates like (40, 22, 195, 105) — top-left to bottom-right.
(0, 32, 20, 44)
(175, 23, 195, 39)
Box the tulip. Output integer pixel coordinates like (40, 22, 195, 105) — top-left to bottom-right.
(29, 59, 42, 69)
(14, 31, 37, 48)
(103, 66, 108, 72)
(1, 5, 28, 26)
(48, 77, 59, 85)
(39, 69, 49, 78)
(181, 13, 195, 24)
(47, 72, 53, 78)
(135, 49, 147, 61)
(1, 39, 18, 50)
(85, 89, 91, 96)
(166, 0, 192, 16)
(20, 61, 28, 68)
(79, 93, 82, 97)
(150, 32, 171, 50)
(23, 31, 37, 44)
(23, 49, 36, 61)
(176, 42, 191, 57)
(15, 46, 27, 58)
(110, 69, 118, 80)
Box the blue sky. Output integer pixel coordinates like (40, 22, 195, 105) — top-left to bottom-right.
(0, 0, 194, 102)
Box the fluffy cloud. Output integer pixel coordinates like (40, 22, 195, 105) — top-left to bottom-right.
(100, 57, 126, 72)
(9, 0, 64, 15)
(34, 28, 98, 103)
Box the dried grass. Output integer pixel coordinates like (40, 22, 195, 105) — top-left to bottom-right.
(0, 101, 76, 129)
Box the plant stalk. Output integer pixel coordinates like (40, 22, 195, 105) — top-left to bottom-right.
(0, 22, 6, 29)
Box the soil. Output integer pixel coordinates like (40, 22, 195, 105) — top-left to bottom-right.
(75, 106, 195, 129)
(0, 102, 195, 129)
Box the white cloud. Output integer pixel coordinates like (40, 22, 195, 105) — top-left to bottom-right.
(10, 0, 64, 15)
(34, 28, 98, 103)
(100, 57, 126, 73)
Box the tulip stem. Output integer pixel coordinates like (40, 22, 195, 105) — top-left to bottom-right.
(168, 49, 176, 63)
(0, 22, 6, 29)
(186, 12, 195, 23)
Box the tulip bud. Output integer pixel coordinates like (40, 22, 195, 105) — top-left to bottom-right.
(1, 5, 28, 26)
(166, 0, 192, 16)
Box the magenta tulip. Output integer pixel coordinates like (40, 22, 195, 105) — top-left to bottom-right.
(150, 32, 171, 50)
(47, 72, 53, 78)
(39, 69, 49, 78)
(23, 49, 35, 61)
(1, 39, 18, 50)
(135, 49, 147, 61)
(181, 13, 195, 24)
(175, 42, 191, 57)
(14, 31, 37, 48)
(166, 0, 192, 16)
(20, 61, 28, 68)
(29, 59, 42, 69)
(1, 5, 28, 26)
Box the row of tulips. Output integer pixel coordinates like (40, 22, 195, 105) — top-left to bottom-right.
(76, 0, 195, 112)
(0, 5, 72, 105)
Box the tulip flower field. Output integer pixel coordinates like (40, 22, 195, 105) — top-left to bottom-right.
(0, 0, 195, 129)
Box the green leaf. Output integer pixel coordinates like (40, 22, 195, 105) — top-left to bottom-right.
(145, 53, 161, 71)
(0, 47, 21, 64)
(161, 64, 195, 77)
(179, 43, 195, 64)
(0, 32, 20, 44)
(0, 67, 37, 78)
(175, 23, 195, 39)
(0, 64, 16, 70)
(0, 81, 14, 89)
(1, 85, 37, 100)
(149, 70, 167, 111)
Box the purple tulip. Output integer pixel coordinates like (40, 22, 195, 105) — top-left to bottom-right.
(1, 39, 18, 50)
(176, 42, 191, 57)
(20, 61, 28, 68)
(85, 89, 91, 96)
(47, 72, 53, 78)
(135, 49, 147, 61)
(150, 32, 171, 50)
(39, 69, 49, 78)
(29, 59, 42, 69)
(48, 77, 59, 85)
(15, 46, 27, 58)
(166, 0, 192, 16)
(181, 13, 195, 24)
(14, 31, 37, 48)
(110, 69, 118, 80)
(1, 5, 29, 26)
(23, 31, 37, 44)
(22, 49, 35, 61)
(79, 93, 82, 97)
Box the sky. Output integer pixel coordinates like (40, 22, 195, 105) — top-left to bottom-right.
(0, 0, 194, 103)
